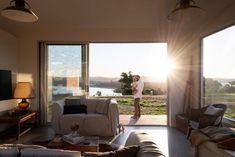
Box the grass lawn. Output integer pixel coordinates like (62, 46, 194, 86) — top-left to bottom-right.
(225, 108, 235, 119)
(93, 94, 235, 118)
(97, 95, 167, 115)
(205, 93, 235, 119)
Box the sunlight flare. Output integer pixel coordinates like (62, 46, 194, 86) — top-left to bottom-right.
(147, 53, 173, 81)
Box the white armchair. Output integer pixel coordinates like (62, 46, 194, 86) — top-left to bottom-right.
(51, 97, 119, 136)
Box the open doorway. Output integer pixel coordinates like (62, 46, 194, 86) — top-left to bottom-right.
(89, 43, 169, 125)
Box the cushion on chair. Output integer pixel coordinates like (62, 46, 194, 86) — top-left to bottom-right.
(204, 105, 223, 115)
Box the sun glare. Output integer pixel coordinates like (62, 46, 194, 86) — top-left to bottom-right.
(147, 52, 173, 81)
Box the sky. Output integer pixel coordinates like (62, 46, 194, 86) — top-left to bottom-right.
(48, 45, 82, 77)
(47, 24, 235, 81)
(48, 43, 169, 81)
(203, 25, 235, 79)
(89, 43, 168, 81)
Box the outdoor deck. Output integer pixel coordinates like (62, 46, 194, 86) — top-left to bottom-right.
(119, 114, 167, 125)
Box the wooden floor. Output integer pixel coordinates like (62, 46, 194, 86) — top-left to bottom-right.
(119, 115, 167, 125)
(0, 125, 193, 157)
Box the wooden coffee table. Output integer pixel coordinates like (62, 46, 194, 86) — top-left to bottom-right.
(47, 136, 99, 153)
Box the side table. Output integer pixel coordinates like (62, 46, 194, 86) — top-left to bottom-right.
(0, 111, 37, 140)
(176, 114, 189, 134)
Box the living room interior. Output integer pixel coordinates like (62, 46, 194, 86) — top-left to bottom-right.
(0, 0, 235, 157)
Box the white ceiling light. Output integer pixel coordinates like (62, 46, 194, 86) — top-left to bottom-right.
(168, 0, 204, 21)
(1, 0, 38, 22)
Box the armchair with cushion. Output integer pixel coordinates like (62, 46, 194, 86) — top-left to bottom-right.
(51, 97, 119, 136)
(187, 104, 227, 138)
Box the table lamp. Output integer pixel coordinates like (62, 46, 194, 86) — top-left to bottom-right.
(14, 82, 35, 110)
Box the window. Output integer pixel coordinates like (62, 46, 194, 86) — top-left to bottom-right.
(202, 25, 235, 120)
(45, 44, 88, 122)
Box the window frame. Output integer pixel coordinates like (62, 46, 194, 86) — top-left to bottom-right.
(200, 24, 235, 126)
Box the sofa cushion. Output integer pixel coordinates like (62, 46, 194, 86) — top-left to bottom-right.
(65, 98, 81, 106)
(59, 114, 85, 134)
(83, 145, 139, 157)
(85, 99, 99, 113)
(96, 99, 111, 114)
(86, 99, 108, 113)
(64, 105, 87, 114)
(21, 148, 81, 157)
(0, 147, 18, 157)
(83, 113, 109, 136)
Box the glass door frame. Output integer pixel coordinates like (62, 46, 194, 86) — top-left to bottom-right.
(39, 42, 89, 124)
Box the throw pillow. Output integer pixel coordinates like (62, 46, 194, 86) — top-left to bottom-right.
(84, 145, 139, 157)
(65, 99, 82, 106)
(204, 105, 223, 115)
(65, 96, 86, 106)
(63, 105, 87, 114)
(95, 99, 111, 114)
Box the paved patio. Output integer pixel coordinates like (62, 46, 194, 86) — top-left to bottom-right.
(119, 115, 167, 125)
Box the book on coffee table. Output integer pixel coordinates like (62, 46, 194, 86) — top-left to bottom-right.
(62, 133, 85, 145)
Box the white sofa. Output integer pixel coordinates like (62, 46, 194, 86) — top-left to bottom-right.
(51, 97, 119, 136)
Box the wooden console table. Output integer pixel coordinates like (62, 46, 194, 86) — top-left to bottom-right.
(0, 111, 37, 140)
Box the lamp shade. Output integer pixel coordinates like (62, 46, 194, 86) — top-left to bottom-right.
(1, 0, 38, 22)
(14, 82, 35, 99)
(168, 0, 204, 21)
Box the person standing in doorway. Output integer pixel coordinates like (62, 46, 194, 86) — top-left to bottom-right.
(131, 75, 138, 95)
(131, 75, 144, 119)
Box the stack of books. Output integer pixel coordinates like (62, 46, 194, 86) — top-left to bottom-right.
(62, 133, 85, 145)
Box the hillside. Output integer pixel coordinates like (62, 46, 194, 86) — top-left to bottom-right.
(90, 76, 166, 91)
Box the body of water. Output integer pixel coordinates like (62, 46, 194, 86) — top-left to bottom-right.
(89, 87, 122, 96)
(52, 86, 122, 96)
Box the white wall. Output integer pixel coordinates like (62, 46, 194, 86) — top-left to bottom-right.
(0, 28, 18, 132)
(17, 39, 38, 110)
(0, 28, 18, 112)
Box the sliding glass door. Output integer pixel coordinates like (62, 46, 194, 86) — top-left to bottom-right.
(40, 44, 89, 123)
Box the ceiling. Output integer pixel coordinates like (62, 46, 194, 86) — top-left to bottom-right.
(0, 0, 234, 40)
